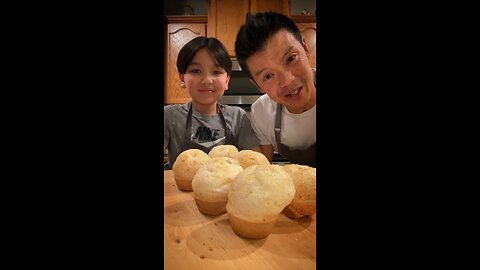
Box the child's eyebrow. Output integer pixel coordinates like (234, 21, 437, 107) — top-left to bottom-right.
(188, 62, 224, 70)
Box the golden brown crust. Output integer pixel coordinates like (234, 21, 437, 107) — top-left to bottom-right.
(172, 149, 210, 191)
(227, 212, 278, 239)
(282, 164, 316, 219)
(208, 145, 239, 158)
(194, 198, 227, 216)
(282, 204, 316, 219)
(233, 150, 270, 169)
(174, 178, 194, 191)
(225, 165, 295, 223)
(192, 157, 243, 199)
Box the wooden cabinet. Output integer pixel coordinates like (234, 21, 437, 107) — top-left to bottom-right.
(164, 16, 207, 104)
(207, 0, 249, 57)
(208, 0, 290, 57)
(296, 22, 316, 68)
(163, 8, 316, 104)
(250, 0, 290, 16)
(290, 15, 316, 68)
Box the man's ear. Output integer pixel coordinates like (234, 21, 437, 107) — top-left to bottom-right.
(301, 36, 310, 58)
(249, 78, 265, 93)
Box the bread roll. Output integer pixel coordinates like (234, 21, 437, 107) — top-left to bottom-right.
(192, 157, 243, 215)
(226, 164, 295, 239)
(172, 149, 210, 191)
(281, 164, 316, 219)
(233, 150, 270, 169)
(208, 145, 239, 158)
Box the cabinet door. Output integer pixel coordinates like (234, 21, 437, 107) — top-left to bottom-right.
(250, 0, 289, 16)
(208, 0, 249, 57)
(296, 23, 316, 68)
(165, 23, 206, 104)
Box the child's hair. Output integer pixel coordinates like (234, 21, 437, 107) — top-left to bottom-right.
(176, 36, 232, 75)
(234, 12, 303, 79)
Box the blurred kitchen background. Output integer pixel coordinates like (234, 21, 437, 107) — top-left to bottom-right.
(164, 0, 316, 165)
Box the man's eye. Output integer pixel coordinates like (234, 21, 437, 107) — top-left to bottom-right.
(264, 73, 273, 81)
(287, 54, 297, 63)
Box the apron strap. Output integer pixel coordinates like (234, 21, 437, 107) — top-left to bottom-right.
(274, 103, 283, 148)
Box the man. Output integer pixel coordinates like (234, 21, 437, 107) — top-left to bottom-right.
(234, 11, 316, 166)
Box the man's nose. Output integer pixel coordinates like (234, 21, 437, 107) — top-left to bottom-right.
(278, 70, 295, 88)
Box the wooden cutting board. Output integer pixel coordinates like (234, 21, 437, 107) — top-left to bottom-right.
(164, 170, 316, 270)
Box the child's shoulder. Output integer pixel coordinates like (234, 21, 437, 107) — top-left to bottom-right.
(164, 103, 188, 114)
(219, 104, 246, 115)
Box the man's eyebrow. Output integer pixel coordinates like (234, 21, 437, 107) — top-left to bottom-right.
(255, 68, 266, 77)
(254, 46, 294, 77)
(282, 46, 294, 60)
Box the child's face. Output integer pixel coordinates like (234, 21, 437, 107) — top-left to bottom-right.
(180, 48, 230, 107)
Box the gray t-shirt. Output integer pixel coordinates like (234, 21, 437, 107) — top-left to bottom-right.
(164, 103, 260, 167)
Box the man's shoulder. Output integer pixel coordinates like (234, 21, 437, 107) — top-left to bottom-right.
(252, 94, 274, 107)
(252, 94, 276, 112)
(250, 95, 277, 126)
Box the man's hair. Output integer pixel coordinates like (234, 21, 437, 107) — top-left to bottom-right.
(234, 12, 303, 79)
(177, 36, 232, 75)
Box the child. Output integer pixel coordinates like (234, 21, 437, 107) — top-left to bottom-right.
(164, 37, 260, 169)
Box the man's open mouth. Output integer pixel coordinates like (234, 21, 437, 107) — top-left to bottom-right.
(286, 87, 301, 97)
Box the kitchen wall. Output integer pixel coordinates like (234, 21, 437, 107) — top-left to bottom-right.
(164, 0, 315, 16)
(164, 0, 208, 15)
(290, 0, 316, 15)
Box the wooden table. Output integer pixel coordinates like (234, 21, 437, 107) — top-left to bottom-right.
(164, 170, 316, 270)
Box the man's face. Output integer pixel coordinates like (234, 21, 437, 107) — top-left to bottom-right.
(246, 30, 315, 114)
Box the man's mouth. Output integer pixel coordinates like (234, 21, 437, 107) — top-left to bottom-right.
(286, 87, 302, 97)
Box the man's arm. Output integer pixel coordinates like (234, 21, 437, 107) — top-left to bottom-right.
(252, 144, 274, 163)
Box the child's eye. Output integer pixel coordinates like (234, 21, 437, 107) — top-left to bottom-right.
(214, 70, 224, 75)
(190, 69, 200, 73)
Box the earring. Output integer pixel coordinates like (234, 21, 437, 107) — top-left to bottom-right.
(180, 82, 186, 88)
